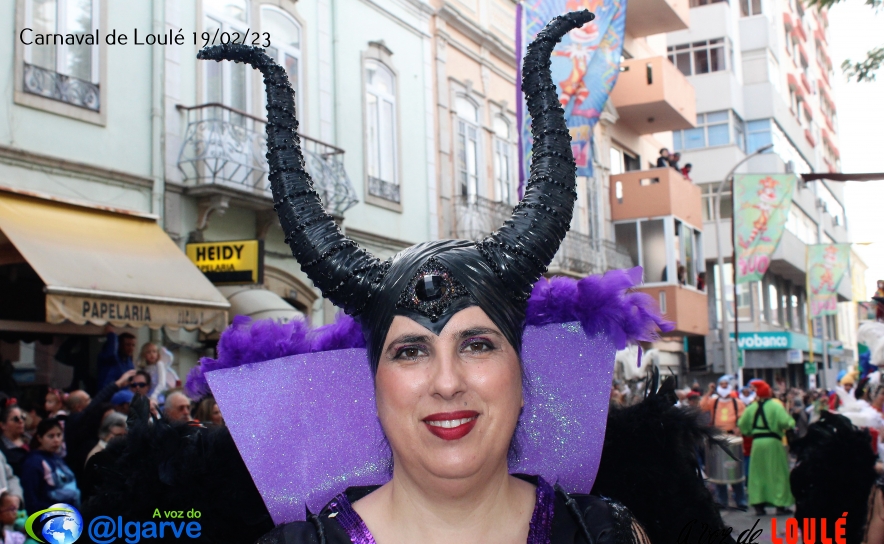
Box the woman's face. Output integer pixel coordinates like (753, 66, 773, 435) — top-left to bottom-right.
(211, 403, 223, 426)
(0, 409, 24, 439)
(142, 344, 160, 365)
(0, 496, 19, 525)
(376, 306, 523, 482)
(38, 427, 63, 454)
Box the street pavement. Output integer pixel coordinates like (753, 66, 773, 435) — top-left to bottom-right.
(719, 507, 793, 543)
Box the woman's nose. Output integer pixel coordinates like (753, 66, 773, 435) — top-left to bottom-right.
(430, 351, 467, 399)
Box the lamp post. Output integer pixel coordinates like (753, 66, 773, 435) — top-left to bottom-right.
(714, 143, 775, 377)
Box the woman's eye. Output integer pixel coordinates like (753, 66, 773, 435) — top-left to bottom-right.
(463, 340, 492, 352)
(395, 346, 426, 360)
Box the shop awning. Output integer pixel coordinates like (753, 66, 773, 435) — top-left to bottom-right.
(218, 285, 302, 322)
(0, 190, 229, 332)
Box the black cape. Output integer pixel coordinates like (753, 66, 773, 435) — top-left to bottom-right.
(255, 475, 647, 544)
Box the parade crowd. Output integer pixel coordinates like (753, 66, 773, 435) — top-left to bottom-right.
(611, 370, 884, 519)
(0, 328, 224, 543)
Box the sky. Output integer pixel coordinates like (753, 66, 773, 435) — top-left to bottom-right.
(828, 0, 884, 297)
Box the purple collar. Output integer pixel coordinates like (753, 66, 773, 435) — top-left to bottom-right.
(328, 476, 556, 544)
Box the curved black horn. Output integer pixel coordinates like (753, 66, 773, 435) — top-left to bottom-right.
(478, 10, 594, 300)
(197, 44, 384, 316)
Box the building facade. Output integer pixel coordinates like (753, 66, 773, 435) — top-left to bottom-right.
(428, 0, 707, 382)
(1, 0, 438, 387)
(665, 0, 852, 388)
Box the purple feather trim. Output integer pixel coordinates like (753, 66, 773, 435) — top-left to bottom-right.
(186, 266, 672, 397)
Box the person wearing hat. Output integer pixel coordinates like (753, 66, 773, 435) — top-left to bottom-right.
(701, 375, 746, 510)
(738, 379, 795, 515)
(829, 369, 857, 411)
(110, 390, 134, 416)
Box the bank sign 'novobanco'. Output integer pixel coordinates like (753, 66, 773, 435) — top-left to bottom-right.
(729, 331, 841, 355)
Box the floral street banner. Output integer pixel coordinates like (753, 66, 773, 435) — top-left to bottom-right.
(733, 174, 797, 283)
(807, 244, 851, 317)
(516, 0, 626, 192)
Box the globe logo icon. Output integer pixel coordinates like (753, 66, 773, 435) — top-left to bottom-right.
(29, 504, 83, 544)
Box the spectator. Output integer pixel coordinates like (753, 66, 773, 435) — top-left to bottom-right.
(85, 412, 127, 464)
(0, 492, 23, 544)
(96, 326, 136, 390)
(64, 369, 135, 481)
(701, 379, 747, 510)
(656, 148, 670, 167)
(21, 419, 79, 515)
(697, 271, 706, 291)
(137, 343, 179, 403)
(0, 450, 21, 506)
(669, 152, 681, 171)
(0, 407, 28, 478)
(128, 371, 152, 401)
(195, 397, 224, 426)
(44, 389, 68, 419)
(681, 163, 692, 181)
(110, 390, 134, 416)
(685, 391, 701, 410)
(164, 392, 193, 423)
(738, 379, 795, 516)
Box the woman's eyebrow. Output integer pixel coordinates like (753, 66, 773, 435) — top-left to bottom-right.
(387, 334, 433, 346)
(457, 327, 502, 340)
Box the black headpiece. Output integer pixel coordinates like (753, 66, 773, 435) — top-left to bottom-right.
(198, 10, 594, 370)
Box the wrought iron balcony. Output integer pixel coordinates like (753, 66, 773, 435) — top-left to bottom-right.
(23, 62, 100, 111)
(176, 103, 358, 215)
(453, 195, 634, 276)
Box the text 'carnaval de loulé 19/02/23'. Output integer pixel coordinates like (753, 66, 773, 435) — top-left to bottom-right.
(19, 27, 272, 48)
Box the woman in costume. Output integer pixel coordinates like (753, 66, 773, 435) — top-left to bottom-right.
(193, 11, 658, 544)
(83, 10, 746, 544)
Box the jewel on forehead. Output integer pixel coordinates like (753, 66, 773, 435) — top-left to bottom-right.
(415, 274, 447, 302)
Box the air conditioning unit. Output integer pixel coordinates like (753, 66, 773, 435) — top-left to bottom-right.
(785, 160, 795, 173)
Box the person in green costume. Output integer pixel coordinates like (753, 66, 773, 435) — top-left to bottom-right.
(738, 379, 795, 516)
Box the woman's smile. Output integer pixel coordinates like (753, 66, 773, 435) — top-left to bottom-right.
(423, 411, 479, 440)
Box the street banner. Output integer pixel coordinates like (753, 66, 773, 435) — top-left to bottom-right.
(733, 174, 797, 283)
(517, 0, 626, 193)
(807, 244, 851, 317)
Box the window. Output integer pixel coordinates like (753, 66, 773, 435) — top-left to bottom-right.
(673, 110, 744, 151)
(261, 7, 302, 115)
(700, 183, 733, 221)
(746, 118, 812, 173)
(455, 96, 481, 199)
(492, 116, 515, 204)
(712, 264, 753, 324)
(767, 279, 780, 325)
(814, 181, 846, 228)
(786, 204, 817, 244)
(690, 0, 728, 6)
(667, 39, 731, 76)
(205, 0, 250, 117)
(740, 0, 762, 16)
(22, 0, 100, 111)
(614, 218, 703, 286)
(610, 146, 640, 175)
(365, 60, 399, 203)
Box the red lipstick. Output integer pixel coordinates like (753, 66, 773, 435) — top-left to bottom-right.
(423, 411, 479, 441)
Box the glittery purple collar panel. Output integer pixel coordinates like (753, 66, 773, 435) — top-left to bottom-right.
(327, 476, 556, 544)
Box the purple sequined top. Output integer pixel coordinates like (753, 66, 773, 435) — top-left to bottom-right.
(327, 476, 556, 544)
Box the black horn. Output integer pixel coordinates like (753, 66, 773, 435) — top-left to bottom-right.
(197, 44, 384, 316)
(478, 10, 594, 300)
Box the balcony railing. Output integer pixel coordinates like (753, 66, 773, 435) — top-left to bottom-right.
(453, 195, 633, 276)
(23, 62, 100, 111)
(176, 103, 358, 215)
